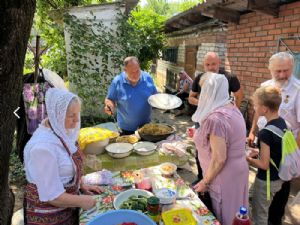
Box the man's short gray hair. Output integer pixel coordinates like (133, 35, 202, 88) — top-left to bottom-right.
(123, 56, 139, 67)
(269, 52, 294, 69)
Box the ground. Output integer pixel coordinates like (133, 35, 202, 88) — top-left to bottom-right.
(11, 108, 299, 224)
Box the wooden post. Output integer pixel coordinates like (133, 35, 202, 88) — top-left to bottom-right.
(34, 35, 40, 83)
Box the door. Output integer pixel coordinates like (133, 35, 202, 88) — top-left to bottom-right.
(293, 53, 300, 79)
(184, 46, 198, 79)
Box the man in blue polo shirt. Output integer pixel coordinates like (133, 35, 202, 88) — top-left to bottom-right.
(104, 56, 157, 135)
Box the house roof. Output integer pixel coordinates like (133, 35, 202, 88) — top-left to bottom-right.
(165, 0, 298, 33)
(50, 0, 138, 23)
(66, 0, 138, 14)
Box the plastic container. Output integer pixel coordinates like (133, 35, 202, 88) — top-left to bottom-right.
(232, 206, 251, 225)
(162, 208, 196, 225)
(136, 177, 152, 192)
(154, 188, 176, 205)
(187, 127, 195, 138)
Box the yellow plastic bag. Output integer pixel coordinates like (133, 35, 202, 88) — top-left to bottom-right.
(78, 127, 118, 150)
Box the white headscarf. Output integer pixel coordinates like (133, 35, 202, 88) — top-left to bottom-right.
(192, 73, 231, 123)
(45, 88, 81, 153)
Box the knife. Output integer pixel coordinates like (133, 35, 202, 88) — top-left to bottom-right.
(106, 105, 122, 133)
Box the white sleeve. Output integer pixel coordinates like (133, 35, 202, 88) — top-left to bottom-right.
(28, 147, 66, 202)
(261, 79, 273, 87)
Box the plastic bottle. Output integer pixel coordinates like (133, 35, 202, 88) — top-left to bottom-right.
(232, 206, 251, 225)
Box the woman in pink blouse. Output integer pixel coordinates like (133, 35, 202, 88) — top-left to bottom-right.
(192, 73, 249, 225)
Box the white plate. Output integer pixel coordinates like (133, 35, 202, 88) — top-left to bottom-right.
(148, 93, 182, 110)
(105, 143, 133, 158)
(113, 189, 153, 210)
(133, 142, 156, 155)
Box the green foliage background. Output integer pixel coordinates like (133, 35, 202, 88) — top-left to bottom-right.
(25, 0, 203, 75)
(23, 0, 203, 117)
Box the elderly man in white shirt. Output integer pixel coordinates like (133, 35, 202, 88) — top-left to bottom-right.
(248, 51, 300, 225)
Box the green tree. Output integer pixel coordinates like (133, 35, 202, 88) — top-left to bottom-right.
(143, 0, 170, 15)
(128, 6, 167, 69)
(25, 0, 111, 76)
(142, 0, 203, 18)
(170, 0, 202, 14)
(63, 5, 167, 115)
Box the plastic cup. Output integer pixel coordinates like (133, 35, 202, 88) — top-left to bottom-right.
(136, 177, 152, 192)
(187, 127, 195, 138)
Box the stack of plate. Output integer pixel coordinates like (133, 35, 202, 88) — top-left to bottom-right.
(133, 142, 156, 156)
(148, 93, 182, 110)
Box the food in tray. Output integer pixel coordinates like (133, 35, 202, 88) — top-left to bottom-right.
(116, 135, 139, 144)
(139, 123, 174, 136)
(110, 132, 120, 138)
(109, 132, 120, 142)
(119, 195, 148, 212)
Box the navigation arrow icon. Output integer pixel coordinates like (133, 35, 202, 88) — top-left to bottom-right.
(14, 107, 20, 119)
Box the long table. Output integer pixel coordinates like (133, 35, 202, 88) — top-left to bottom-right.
(84, 151, 190, 173)
(79, 165, 220, 225)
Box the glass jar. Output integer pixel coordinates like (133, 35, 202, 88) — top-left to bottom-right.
(147, 196, 161, 224)
(147, 196, 160, 215)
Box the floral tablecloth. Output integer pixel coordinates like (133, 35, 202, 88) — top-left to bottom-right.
(79, 166, 220, 225)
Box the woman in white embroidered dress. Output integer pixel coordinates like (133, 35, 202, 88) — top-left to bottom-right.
(24, 88, 102, 225)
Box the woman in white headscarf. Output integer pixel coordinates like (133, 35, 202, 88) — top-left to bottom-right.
(24, 88, 102, 225)
(192, 73, 249, 225)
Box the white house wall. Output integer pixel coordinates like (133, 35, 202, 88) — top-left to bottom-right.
(63, 3, 126, 115)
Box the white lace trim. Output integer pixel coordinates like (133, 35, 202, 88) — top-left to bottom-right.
(45, 88, 80, 154)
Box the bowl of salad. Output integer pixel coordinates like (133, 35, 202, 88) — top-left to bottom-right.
(113, 189, 153, 212)
(86, 209, 156, 225)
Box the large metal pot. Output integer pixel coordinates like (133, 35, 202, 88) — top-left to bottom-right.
(138, 123, 175, 142)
